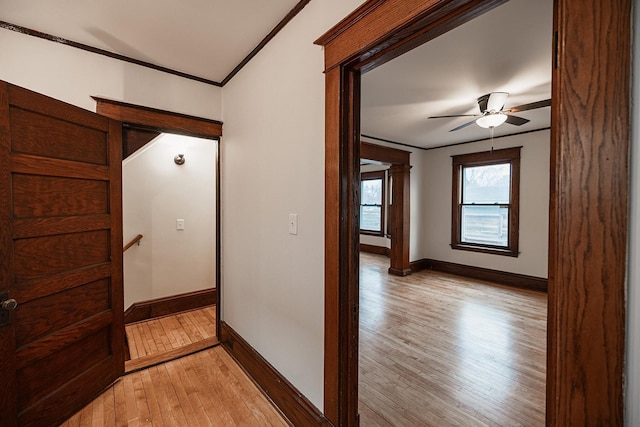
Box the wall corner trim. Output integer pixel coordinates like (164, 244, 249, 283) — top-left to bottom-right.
(220, 321, 332, 426)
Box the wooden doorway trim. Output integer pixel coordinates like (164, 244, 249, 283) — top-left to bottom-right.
(93, 98, 223, 338)
(316, 0, 630, 425)
(361, 141, 411, 276)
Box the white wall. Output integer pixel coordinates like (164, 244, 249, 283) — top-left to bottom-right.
(0, 28, 222, 118)
(122, 134, 217, 309)
(626, 2, 640, 424)
(220, 0, 365, 409)
(418, 131, 550, 278)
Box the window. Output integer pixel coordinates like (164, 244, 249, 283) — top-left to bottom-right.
(360, 171, 385, 235)
(451, 147, 521, 256)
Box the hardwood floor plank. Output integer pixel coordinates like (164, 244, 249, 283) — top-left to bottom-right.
(127, 324, 145, 358)
(200, 305, 217, 325)
(175, 311, 205, 343)
(359, 253, 547, 427)
(131, 324, 147, 358)
(125, 336, 220, 373)
(101, 387, 115, 427)
(78, 394, 95, 427)
(137, 369, 165, 427)
(205, 353, 257, 425)
(90, 391, 104, 427)
(141, 321, 161, 356)
(165, 315, 189, 348)
(112, 379, 127, 427)
(131, 372, 152, 426)
(191, 306, 217, 339)
(122, 375, 139, 425)
(125, 327, 137, 360)
(219, 347, 289, 426)
(60, 306, 286, 426)
(173, 355, 227, 425)
(164, 357, 214, 425)
(162, 319, 180, 350)
(183, 348, 239, 425)
(140, 322, 157, 357)
(158, 363, 192, 425)
(125, 305, 217, 368)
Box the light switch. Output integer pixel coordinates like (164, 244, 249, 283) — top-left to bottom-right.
(288, 213, 298, 235)
(176, 219, 185, 230)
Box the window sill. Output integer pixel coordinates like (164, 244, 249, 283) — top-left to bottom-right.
(360, 230, 385, 237)
(450, 243, 519, 257)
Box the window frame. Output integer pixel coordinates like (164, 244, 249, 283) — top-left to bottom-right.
(451, 146, 521, 257)
(360, 170, 386, 236)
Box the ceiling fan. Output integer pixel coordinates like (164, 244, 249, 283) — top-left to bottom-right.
(428, 92, 551, 132)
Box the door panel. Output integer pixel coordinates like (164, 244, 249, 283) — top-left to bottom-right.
(14, 230, 110, 281)
(0, 81, 124, 426)
(18, 328, 110, 410)
(16, 279, 110, 348)
(12, 175, 109, 218)
(10, 108, 108, 164)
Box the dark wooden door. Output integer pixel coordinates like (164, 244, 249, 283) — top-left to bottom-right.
(0, 81, 124, 426)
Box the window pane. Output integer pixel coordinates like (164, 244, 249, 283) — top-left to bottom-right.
(462, 164, 510, 204)
(362, 179, 382, 205)
(461, 205, 508, 246)
(360, 205, 382, 231)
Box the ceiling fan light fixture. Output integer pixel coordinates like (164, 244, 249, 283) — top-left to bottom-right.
(476, 112, 508, 128)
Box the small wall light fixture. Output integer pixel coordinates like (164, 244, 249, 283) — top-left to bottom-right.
(174, 154, 185, 165)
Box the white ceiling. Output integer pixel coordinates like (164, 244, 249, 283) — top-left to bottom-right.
(0, 0, 552, 148)
(361, 0, 553, 149)
(0, 0, 301, 83)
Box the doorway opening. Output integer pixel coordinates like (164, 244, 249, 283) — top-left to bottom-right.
(316, 0, 629, 425)
(356, 0, 551, 423)
(94, 97, 223, 370)
(121, 131, 219, 371)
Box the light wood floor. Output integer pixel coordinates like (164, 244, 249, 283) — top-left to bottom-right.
(358, 253, 547, 427)
(60, 308, 288, 426)
(125, 306, 219, 372)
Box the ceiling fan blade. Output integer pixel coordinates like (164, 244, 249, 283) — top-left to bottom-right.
(449, 119, 476, 132)
(428, 114, 479, 119)
(506, 99, 551, 113)
(505, 114, 530, 126)
(487, 92, 509, 112)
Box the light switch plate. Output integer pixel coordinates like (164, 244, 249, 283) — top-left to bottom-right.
(176, 219, 185, 230)
(288, 214, 298, 235)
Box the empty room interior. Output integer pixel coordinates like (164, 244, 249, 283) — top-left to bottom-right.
(358, 0, 551, 424)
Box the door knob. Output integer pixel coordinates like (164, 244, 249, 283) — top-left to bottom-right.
(1, 299, 17, 311)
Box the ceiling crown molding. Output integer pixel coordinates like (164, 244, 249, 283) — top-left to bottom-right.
(0, 0, 311, 87)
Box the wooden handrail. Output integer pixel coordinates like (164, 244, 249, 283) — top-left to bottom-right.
(123, 234, 143, 252)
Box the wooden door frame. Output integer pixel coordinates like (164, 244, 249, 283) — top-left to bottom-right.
(316, 0, 630, 425)
(93, 98, 223, 337)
